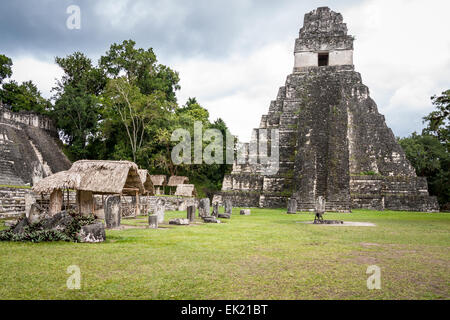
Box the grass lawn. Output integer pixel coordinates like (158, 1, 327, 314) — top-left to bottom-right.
(0, 209, 449, 300)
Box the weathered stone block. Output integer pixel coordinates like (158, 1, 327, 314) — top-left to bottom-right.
(202, 216, 221, 224)
(198, 198, 210, 217)
(12, 217, 29, 234)
(187, 205, 196, 222)
(41, 211, 73, 231)
(105, 196, 121, 229)
(155, 198, 165, 224)
(224, 200, 233, 214)
(169, 218, 190, 225)
(78, 223, 106, 243)
(287, 199, 297, 214)
(148, 214, 158, 229)
(212, 202, 219, 217)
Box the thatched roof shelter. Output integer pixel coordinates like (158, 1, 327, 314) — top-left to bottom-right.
(32, 171, 80, 194)
(138, 169, 155, 195)
(150, 175, 167, 186)
(33, 160, 144, 196)
(167, 176, 189, 187)
(175, 184, 197, 197)
(69, 160, 144, 195)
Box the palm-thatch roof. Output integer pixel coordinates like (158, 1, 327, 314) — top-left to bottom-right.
(150, 175, 167, 186)
(70, 160, 144, 195)
(32, 171, 80, 194)
(33, 160, 144, 195)
(138, 169, 155, 195)
(175, 184, 196, 197)
(167, 176, 189, 187)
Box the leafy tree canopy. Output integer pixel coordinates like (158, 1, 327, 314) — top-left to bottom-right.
(0, 80, 50, 114)
(423, 90, 449, 149)
(399, 90, 450, 209)
(0, 54, 12, 85)
(99, 40, 180, 102)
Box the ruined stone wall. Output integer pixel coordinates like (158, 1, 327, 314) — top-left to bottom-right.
(0, 107, 55, 131)
(0, 187, 32, 218)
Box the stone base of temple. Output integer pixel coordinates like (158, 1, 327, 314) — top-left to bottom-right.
(214, 174, 439, 212)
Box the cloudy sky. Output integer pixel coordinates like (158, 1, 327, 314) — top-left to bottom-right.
(1, 0, 449, 141)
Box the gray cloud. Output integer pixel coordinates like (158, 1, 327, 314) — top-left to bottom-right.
(0, 0, 359, 59)
(0, 0, 447, 140)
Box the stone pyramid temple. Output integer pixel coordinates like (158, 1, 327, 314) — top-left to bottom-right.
(218, 7, 439, 212)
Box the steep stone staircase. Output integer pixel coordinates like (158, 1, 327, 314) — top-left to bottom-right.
(0, 131, 27, 186)
(0, 160, 26, 186)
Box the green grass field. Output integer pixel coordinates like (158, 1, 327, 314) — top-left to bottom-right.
(0, 209, 449, 300)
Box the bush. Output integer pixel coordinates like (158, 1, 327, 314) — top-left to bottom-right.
(0, 213, 96, 243)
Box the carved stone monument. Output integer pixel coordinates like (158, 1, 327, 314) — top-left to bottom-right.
(212, 202, 219, 217)
(224, 200, 233, 214)
(314, 196, 326, 224)
(148, 214, 158, 229)
(105, 195, 121, 229)
(155, 198, 165, 224)
(198, 198, 210, 217)
(187, 205, 196, 222)
(287, 198, 297, 214)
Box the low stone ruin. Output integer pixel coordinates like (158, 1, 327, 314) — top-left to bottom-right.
(202, 216, 221, 224)
(240, 209, 251, 216)
(78, 223, 106, 243)
(169, 218, 190, 225)
(0, 211, 106, 243)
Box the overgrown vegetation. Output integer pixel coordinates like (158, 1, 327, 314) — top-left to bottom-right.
(0, 213, 95, 243)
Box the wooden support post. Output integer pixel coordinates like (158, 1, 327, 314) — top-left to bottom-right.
(135, 190, 140, 217)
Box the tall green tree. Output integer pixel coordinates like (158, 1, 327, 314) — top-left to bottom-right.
(423, 90, 449, 149)
(98, 40, 180, 165)
(0, 54, 12, 85)
(52, 52, 107, 160)
(399, 90, 450, 209)
(0, 54, 49, 113)
(99, 40, 180, 102)
(102, 77, 169, 163)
